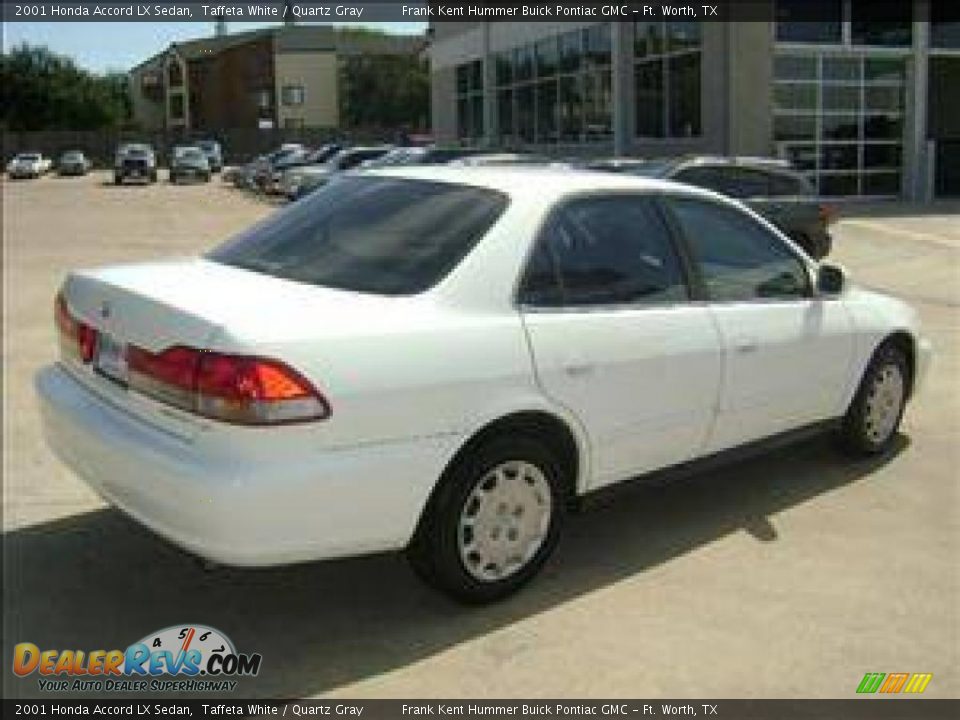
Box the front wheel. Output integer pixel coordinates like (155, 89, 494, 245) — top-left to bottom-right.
(839, 344, 909, 456)
(409, 435, 566, 604)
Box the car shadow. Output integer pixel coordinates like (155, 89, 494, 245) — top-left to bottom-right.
(2, 433, 907, 699)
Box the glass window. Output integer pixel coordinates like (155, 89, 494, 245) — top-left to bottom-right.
(456, 60, 485, 142)
(558, 75, 583, 142)
(666, 198, 811, 301)
(517, 84, 535, 142)
(169, 94, 185, 120)
(495, 52, 513, 86)
(819, 174, 860, 195)
(559, 31, 582, 73)
(634, 21, 701, 139)
(864, 114, 902, 140)
(634, 21, 664, 58)
(775, 0, 843, 43)
(864, 85, 903, 112)
(774, 55, 818, 81)
(850, 0, 912, 46)
(774, 83, 817, 111)
(281, 85, 304, 106)
(774, 115, 816, 142)
(822, 85, 860, 111)
(863, 144, 901, 168)
(536, 80, 558, 144)
(536, 37, 559, 78)
(497, 88, 514, 141)
(822, 57, 861, 82)
(668, 53, 701, 137)
(821, 144, 860, 170)
(515, 46, 534, 83)
(932, 0, 960, 48)
(864, 58, 905, 83)
(821, 114, 860, 140)
(584, 24, 612, 68)
(520, 196, 688, 307)
(635, 60, 664, 137)
(862, 172, 901, 195)
(583, 70, 612, 140)
(209, 177, 508, 297)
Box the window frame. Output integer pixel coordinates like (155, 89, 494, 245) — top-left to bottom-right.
(515, 191, 700, 312)
(657, 194, 818, 304)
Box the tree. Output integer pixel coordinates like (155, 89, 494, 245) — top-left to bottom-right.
(340, 53, 429, 132)
(0, 43, 131, 131)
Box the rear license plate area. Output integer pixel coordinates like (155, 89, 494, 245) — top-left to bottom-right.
(95, 332, 128, 385)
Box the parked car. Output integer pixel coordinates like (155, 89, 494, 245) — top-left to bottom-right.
(57, 150, 92, 176)
(360, 145, 487, 168)
(37, 167, 930, 603)
(114, 144, 157, 184)
(7, 152, 51, 179)
(261, 144, 343, 194)
(169, 146, 211, 184)
(589, 156, 835, 260)
(195, 140, 223, 173)
(282, 145, 392, 199)
(252, 146, 313, 193)
(231, 145, 306, 190)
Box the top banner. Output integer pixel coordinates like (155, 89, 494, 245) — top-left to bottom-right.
(4, 1, 949, 24)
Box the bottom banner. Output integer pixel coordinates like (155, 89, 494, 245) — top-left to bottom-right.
(3, 700, 959, 720)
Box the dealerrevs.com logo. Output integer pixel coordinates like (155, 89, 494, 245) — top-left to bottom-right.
(13, 625, 262, 693)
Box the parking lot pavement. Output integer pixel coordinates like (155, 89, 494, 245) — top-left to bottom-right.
(2, 174, 958, 699)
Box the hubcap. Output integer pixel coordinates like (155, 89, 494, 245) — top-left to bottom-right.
(457, 460, 552, 582)
(864, 363, 904, 444)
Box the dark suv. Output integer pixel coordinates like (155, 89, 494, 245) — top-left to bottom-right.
(589, 156, 834, 259)
(114, 143, 157, 184)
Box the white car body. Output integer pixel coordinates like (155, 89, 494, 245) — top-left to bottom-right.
(7, 153, 50, 178)
(36, 167, 931, 569)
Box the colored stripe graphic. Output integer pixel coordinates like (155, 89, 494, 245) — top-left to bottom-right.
(857, 673, 886, 693)
(880, 673, 909, 693)
(903, 673, 933, 694)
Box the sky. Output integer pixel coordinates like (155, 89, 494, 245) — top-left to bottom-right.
(2, 21, 428, 73)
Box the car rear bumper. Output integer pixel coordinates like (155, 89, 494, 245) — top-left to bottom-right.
(36, 364, 455, 566)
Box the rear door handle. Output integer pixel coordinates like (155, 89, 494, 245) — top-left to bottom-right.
(733, 338, 760, 354)
(564, 362, 595, 378)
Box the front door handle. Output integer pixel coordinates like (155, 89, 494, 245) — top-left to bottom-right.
(733, 338, 760, 354)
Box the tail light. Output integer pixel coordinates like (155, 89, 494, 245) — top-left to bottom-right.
(128, 345, 330, 425)
(54, 293, 329, 425)
(55, 292, 96, 363)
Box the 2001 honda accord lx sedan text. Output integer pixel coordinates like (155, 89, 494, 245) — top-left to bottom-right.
(37, 167, 931, 603)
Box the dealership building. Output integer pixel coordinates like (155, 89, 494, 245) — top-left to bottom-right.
(428, 1, 959, 199)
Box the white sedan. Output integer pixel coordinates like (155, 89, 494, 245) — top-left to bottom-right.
(36, 167, 931, 603)
(7, 152, 51, 178)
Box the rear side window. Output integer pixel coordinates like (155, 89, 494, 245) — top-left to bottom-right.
(665, 197, 810, 301)
(675, 166, 773, 199)
(209, 177, 507, 295)
(519, 195, 688, 307)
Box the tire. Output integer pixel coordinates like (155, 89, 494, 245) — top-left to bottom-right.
(408, 434, 567, 604)
(839, 343, 909, 456)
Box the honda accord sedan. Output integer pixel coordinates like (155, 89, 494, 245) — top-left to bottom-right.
(36, 167, 930, 603)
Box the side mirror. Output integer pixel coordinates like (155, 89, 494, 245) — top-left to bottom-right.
(817, 263, 846, 296)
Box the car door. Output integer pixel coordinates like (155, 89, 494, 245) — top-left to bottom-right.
(518, 194, 725, 490)
(660, 195, 855, 453)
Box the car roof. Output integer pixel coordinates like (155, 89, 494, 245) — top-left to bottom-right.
(362, 164, 719, 200)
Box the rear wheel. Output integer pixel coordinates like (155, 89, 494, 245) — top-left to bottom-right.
(409, 435, 566, 604)
(839, 343, 909, 456)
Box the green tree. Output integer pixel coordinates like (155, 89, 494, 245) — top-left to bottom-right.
(340, 53, 429, 132)
(0, 43, 131, 131)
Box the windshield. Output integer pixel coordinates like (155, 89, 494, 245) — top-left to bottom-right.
(208, 176, 508, 296)
(17, 154, 40, 161)
(61, 152, 83, 161)
(197, 141, 219, 153)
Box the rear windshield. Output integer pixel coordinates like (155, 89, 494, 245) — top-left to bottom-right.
(208, 176, 509, 295)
